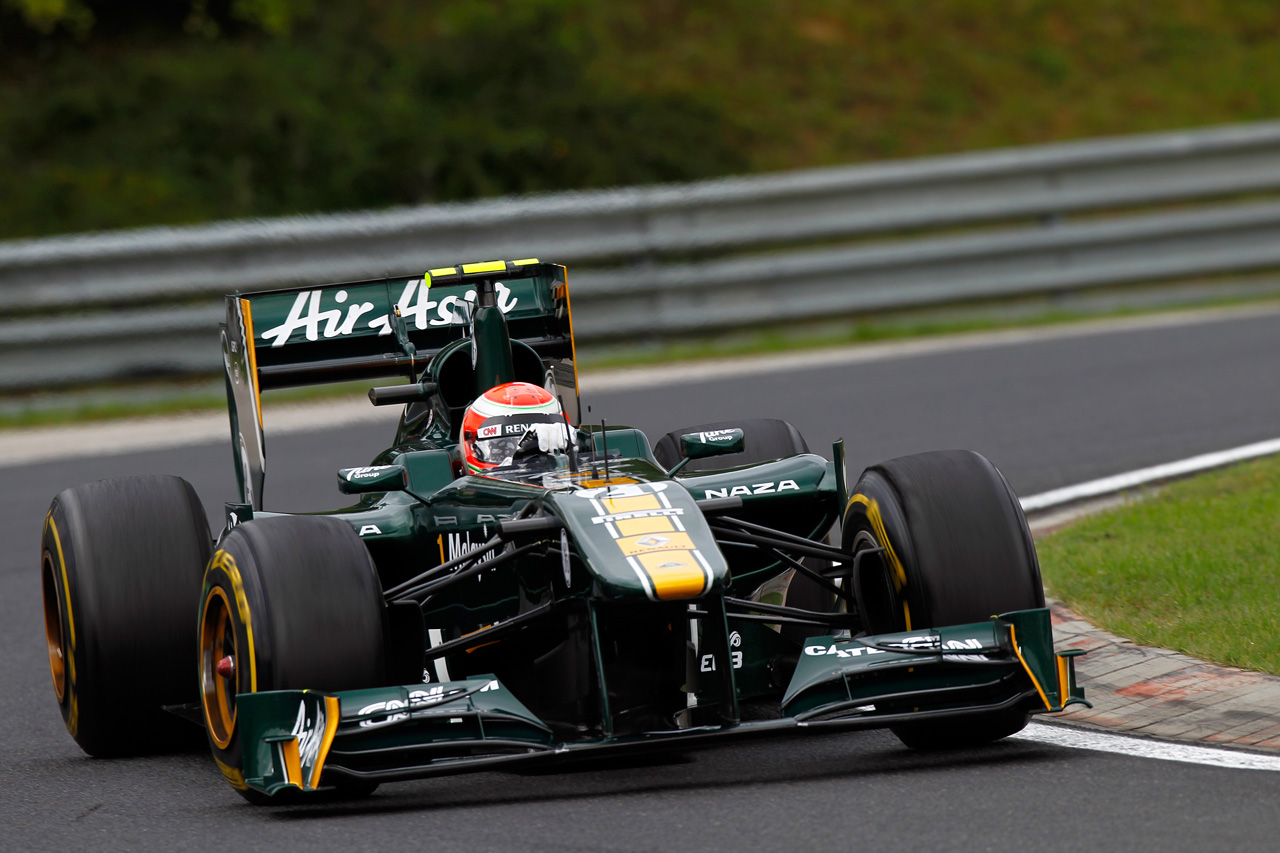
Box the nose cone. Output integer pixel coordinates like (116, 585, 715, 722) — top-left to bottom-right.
(548, 476, 729, 601)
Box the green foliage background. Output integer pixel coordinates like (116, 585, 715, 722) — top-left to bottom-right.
(2, 0, 1279, 239)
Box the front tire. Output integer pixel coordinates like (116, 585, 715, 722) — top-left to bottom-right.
(41, 475, 212, 757)
(199, 515, 387, 802)
(841, 450, 1043, 750)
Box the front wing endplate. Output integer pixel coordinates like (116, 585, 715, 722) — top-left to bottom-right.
(782, 608, 1088, 720)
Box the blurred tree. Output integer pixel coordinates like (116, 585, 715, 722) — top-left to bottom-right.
(2, 0, 1277, 239)
(0, 1, 745, 237)
(2, 0, 94, 36)
(1, 0, 313, 40)
(229, 0, 314, 36)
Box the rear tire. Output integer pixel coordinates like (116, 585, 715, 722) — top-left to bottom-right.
(41, 475, 212, 757)
(653, 418, 809, 474)
(199, 515, 387, 803)
(841, 450, 1043, 750)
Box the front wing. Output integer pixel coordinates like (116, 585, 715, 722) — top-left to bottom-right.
(236, 608, 1087, 797)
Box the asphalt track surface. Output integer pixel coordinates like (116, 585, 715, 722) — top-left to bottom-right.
(3, 309, 1279, 851)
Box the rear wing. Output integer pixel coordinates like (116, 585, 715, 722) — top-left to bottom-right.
(221, 260, 578, 508)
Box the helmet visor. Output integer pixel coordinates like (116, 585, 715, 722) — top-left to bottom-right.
(472, 414, 566, 465)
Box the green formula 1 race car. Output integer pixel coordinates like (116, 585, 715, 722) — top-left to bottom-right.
(39, 259, 1087, 803)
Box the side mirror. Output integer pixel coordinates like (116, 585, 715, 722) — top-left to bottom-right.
(680, 428, 746, 460)
(338, 465, 408, 494)
(368, 381, 437, 407)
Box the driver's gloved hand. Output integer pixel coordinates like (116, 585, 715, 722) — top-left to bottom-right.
(533, 422, 569, 453)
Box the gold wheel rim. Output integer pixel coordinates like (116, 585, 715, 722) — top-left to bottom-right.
(41, 552, 66, 704)
(200, 587, 237, 749)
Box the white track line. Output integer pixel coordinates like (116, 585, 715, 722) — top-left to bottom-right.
(1014, 723, 1280, 772)
(1020, 437, 1280, 512)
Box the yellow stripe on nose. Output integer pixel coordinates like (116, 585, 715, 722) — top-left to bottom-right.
(602, 494, 661, 514)
(615, 516, 675, 536)
(617, 531, 695, 557)
(637, 551, 707, 600)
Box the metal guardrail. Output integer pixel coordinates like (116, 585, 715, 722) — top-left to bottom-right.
(4, 121, 1280, 391)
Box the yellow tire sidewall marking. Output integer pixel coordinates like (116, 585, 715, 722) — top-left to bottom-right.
(44, 513, 79, 736)
(846, 493, 912, 631)
(207, 550, 257, 695)
(215, 756, 249, 790)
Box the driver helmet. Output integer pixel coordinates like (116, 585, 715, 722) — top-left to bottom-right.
(461, 382, 568, 473)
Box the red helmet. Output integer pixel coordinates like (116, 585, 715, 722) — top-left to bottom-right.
(461, 382, 566, 473)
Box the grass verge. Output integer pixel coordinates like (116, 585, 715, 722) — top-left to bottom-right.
(1037, 453, 1280, 676)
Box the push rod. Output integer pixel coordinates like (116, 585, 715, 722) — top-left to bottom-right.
(709, 525, 848, 565)
(383, 536, 503, 599)
(767, 547, 850, 604)
(723, 596, 858, 627)
(384, 503, 542, 599)
(393, 541, 544, 603)
(422, 601, 557, 661)
(725, 611, 856, 628)
(714, 516, 849, 562)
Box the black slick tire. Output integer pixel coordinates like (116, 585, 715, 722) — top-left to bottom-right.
(41, 475, 212, 757)
(841, 450, 1044, 750)
(198, 515, 387, 803)
(653, 418, 809, 474)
